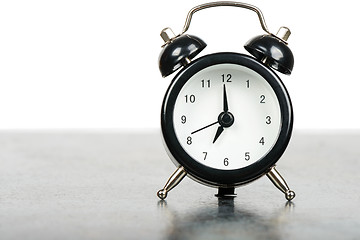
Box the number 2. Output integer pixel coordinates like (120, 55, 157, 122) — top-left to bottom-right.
(260, 95, 265, 103)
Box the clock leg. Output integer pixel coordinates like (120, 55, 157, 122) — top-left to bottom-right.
(266, 166, 296, 201)
(215, 187, 236, 198)
(157, 166, 187, 200)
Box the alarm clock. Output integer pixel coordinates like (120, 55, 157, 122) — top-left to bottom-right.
(157, 2, 295, 201)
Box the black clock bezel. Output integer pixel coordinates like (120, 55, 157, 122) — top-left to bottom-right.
(161, 52, 293, 187)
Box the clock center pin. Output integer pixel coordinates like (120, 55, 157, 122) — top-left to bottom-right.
(218, 112, 235, 128)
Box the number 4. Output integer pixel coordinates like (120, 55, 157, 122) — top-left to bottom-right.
(259, 137, 265, 145)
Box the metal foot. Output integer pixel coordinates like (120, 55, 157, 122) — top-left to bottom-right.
(266, 166, 295, 201)
(157, 166, 187, 200)
(215, 187, 236, 198)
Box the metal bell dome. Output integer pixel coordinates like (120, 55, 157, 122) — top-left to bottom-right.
(159, 34, 206, 77)
(244, 34, 294, 75)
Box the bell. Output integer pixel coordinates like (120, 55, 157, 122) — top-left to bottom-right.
(244, 28, 294, 75)
(158, 29, 206, 77)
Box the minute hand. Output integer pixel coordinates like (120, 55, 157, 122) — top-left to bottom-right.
(223, 84, 229, 112)
(191, 121, 219, 135)
(213, 84, 232, 144)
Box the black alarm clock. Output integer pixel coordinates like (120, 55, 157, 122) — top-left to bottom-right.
(157, 2, 295, 201)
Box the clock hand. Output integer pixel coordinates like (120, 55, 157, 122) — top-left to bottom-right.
(213, 126, 224, 143)
(213, 85, 235, 144)
(191, 121, 219, 135)
(212, 85, 228, 144)
(223, 84, 228, 112)
(191, 86, 231, 138)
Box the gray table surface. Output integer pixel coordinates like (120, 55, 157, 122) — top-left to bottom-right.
(0, 130, 359, 240)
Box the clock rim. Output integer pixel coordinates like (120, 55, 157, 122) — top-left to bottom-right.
(161, 52, 293, 187)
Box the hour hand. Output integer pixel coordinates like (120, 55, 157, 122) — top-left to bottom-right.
(212, 126, 224, 143)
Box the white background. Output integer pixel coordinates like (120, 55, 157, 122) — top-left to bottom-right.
(0, 0, 358, 130)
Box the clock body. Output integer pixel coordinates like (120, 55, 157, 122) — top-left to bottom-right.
(161, 52, 293, 188)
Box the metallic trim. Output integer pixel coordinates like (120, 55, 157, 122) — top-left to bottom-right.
(181, 1, 271, 35)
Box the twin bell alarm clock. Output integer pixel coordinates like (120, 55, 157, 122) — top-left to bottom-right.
(156, 2, 295, 201)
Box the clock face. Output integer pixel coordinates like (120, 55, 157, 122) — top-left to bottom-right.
(173, 63, 281, 170)
(161, 53, 292, 186)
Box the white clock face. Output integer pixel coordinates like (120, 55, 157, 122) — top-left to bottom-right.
(173, 63, 281, 170)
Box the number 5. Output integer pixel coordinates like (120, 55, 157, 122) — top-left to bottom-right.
(245, 152, 250, 161)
